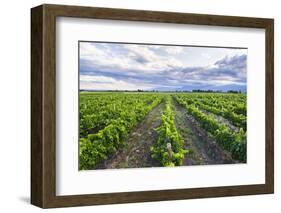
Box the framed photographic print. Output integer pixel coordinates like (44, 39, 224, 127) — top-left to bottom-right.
(31, 4, 274, 208)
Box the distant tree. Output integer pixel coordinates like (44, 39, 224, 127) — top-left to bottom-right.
(192, 89, 225, 93)
(227, 90, 240, 94)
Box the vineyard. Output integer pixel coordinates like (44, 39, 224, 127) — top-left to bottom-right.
(79, 92, 247, 170)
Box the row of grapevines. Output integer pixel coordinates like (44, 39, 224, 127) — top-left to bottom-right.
(150, 96, 188, 167)
(185, 97, 247, 131)
(80, 93, 160, 138)
(195, 93, 246, 116)
(80, 93, 163, 170)
(174, 95, 246, 162)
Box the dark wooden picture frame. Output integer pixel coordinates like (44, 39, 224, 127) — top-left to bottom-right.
(31, 4, 274, 208)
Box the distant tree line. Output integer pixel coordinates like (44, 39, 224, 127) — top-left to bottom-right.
(80, 89, 244, 93)
(192, 89, 243, 94)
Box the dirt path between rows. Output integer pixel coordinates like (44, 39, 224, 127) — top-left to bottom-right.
(200, 109, 240, 133)
(95, 102, 164, 169)
(172, 98, 235, 165)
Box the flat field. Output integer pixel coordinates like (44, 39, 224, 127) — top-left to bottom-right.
(79, 92, 246, 170)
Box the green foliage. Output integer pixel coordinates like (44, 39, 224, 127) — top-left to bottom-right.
(79, 119, 128, 169)
(79, 92, 247, 170)
(184, 94, 247, 131)
(151, 96, 188, 166)
(175, 94, 246, 162)
(79, 93, 163, 170)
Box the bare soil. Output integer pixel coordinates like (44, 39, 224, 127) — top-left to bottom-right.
(94, 97, 236, 170)
(200, 109, 240, 133)
(171, 98, 235, 165)
(94, 102, 164, 169)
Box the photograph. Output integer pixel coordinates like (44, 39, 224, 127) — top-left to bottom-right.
(30, 4, 274, 208)
(79, 41, 247, 170)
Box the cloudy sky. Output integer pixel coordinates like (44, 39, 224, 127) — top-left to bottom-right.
(79, 42, 247, 91)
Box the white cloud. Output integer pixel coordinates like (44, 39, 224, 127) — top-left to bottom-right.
(164, 46, 184, 54)
(80, 75, 154, 91)
(182, 79, 246, 86)
(80, 43, 106, 58)
(149, 46, 184, 54)
(80, 43, 184, 75)
(201, 53, 211, 59)
(80, 75, 116, 83)
(125, 45, 158, 62)
(224, 48, 247, 57)
(80, 42, 247, 91)
(80, 43, 133, 71)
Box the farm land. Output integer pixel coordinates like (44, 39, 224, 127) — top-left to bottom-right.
(79, 92, 247, 170)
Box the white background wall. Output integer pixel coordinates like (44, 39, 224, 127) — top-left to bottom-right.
(0, 0, 279, 212)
